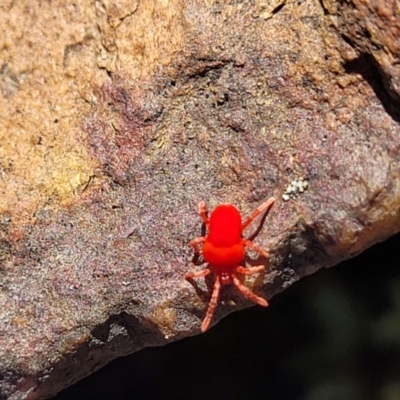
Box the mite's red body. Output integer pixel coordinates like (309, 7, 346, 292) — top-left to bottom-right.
(202, 204, 244, 271)
(185, 198, 275, 332)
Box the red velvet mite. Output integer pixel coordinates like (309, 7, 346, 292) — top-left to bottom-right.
(185, 198, 275, 332)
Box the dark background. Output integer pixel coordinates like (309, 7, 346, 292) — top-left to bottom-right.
(54, 233, 400, 400)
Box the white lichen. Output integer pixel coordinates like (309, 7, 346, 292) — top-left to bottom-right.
(282, 177, 309, 201)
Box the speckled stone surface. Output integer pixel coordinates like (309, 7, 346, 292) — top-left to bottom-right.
(324, 0, 400, 101)
(0, 1, 399, 399)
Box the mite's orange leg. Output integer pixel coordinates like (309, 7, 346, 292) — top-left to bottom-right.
(232, 275, 268, 307)
(201, 274, 221, 332)
(236, 265, 265, 275)
(244, 239, 270, 259)
(241, 197, 275, 231)
(185, 267, 211, 280)
(198, 201, 210, 227)
(189, 236, 205, 253)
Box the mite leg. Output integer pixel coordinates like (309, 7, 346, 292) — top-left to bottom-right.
(189, 236, 205, 254)
(236, 265, 265, 275)
(198, 201, 210, 227)
(185, 267, 211, 280)
(243, 240, 270, 259)
(241, 197, 275, 231)
(232, 275, 268, 307)
(201, 274, 221, 332)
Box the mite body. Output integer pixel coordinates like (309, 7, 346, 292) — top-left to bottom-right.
(185, 198, 275, 332)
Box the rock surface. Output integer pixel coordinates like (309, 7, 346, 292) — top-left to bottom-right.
(325, 0, 400, 101)
(0, 0, 399, 399)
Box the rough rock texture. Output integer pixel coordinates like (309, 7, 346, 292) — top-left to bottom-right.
(323, 0, 400, 101)
(0, 0, 399, 399)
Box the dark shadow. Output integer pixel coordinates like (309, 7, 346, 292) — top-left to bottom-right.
(343, 50, 400, 123)
(246, 206, 274, 242)
(184, 275, 210, 303)
(39, 312, 166, 399)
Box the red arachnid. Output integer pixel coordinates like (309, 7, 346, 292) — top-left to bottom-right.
(185, 197, 275, 332)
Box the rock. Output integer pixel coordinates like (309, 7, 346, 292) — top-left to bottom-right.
(323, 0, 400, 102)
(0, 1, 399, 398)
